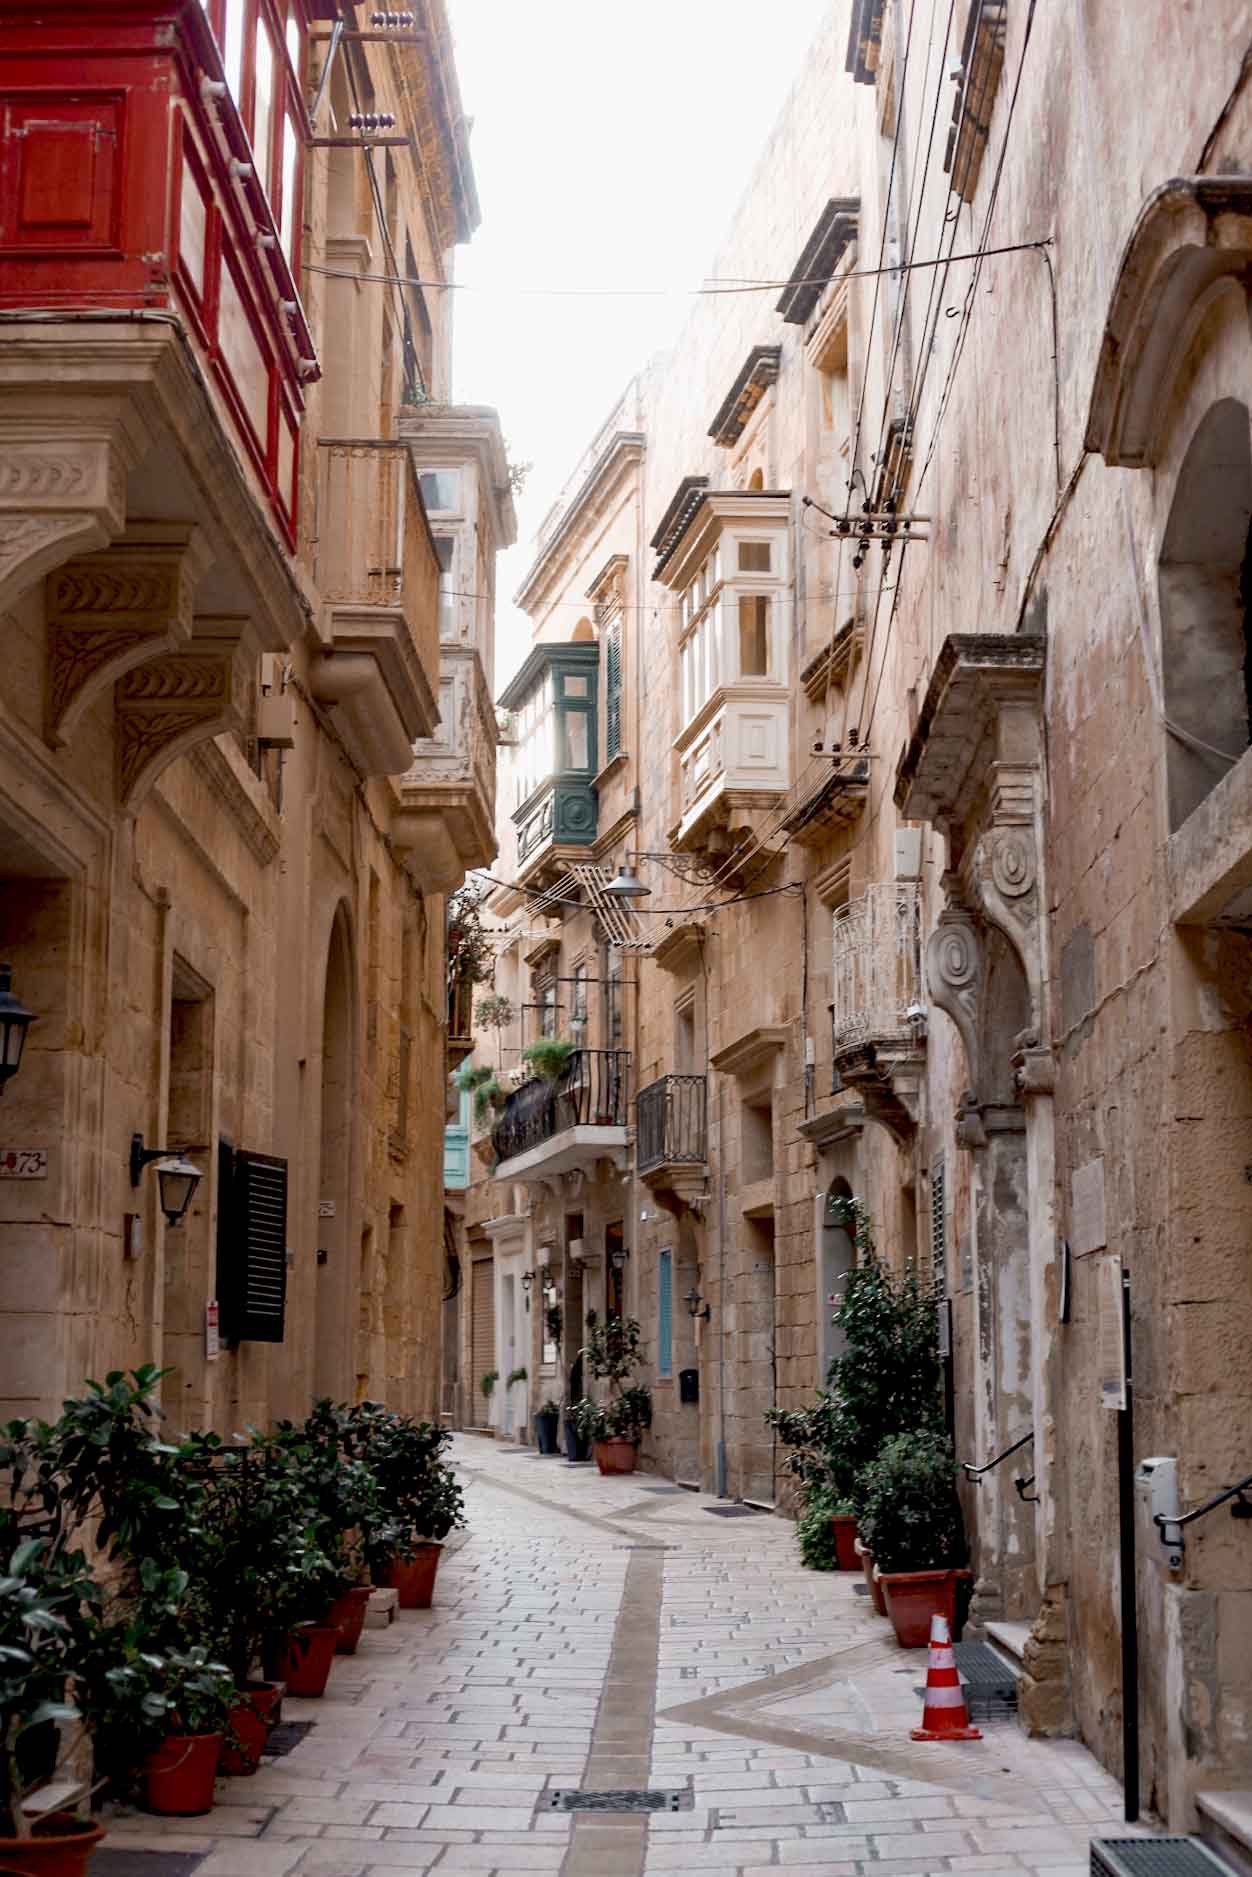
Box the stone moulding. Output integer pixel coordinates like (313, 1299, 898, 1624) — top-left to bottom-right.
(708, 346, 783, 447)
(116, 624, 251, 812)
(1085, 175, 1252, 467)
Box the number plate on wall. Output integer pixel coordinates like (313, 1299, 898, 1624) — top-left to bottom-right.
(0, 1148, 48, 1178)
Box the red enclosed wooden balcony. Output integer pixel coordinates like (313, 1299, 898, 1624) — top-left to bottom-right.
(0, 0, 319, 545)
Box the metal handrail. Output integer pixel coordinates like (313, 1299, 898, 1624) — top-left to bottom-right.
(962, 1430, 1034, 1482)
(1155, 1469, 1252, 1535)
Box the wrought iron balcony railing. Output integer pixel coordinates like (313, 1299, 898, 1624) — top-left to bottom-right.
(491, 1049, 631, 1165)
(831, 881, 922, 1054)
(636, 1074, 708, 1174)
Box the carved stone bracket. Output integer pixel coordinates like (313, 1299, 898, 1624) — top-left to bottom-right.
(835, 1041, 923, 1146)
(47, 526, 211, 749)
(115, 620, 251, 812)
(0, 407, 146, 616)
(925, 877, 986, 1089)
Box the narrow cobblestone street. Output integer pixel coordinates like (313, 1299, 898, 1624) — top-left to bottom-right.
(103, 1437, 1145, 1877)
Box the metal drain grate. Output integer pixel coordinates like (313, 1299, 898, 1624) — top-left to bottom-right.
(264, 1719, 315, 1758)
(703, 1504, 764, 1518)
(1092, 1839, 1238, 1877)
(550, 1789, 690, 1813)
(637, 1485, 687, 1495)
(953, 1640, 1019, 1719)
(95, 1855, 206, 1875)
(612, 1543, 671, 1550)
(853, 1581, 870, 1596)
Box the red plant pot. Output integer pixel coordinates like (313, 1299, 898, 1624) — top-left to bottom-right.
(855, 1538, 887, 1615)
(0, 1812, 105, 1876)
(592, 1437, 638, 1476)
(384, 1541, 443, 1610)
(278, 1623, 340, 1697)
(329, 1584, 374, 1655)
(144, 1731, 222, 1816)
(220, 1680, 283, 1776)
(830, 1512, 860, 1571)
(880, 1567, 969, 1648)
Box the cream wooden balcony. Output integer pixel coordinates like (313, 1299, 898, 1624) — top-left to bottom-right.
(672, 681, 790, 855)
(310, 441, 440, 776)
(393, 645, 498, 894)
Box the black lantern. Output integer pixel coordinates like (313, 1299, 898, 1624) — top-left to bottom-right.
(685, 1286, 711, 1322)
(0, 964, 34, 1096)
(130, 1133, 203, 1226)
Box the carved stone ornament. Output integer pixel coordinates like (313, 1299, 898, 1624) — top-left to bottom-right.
(47, 528, 211, 749)
(955, 1088, 988, 1150)
(115, 624, 250, 811)
(0, 428, 137, 615)
(969, 819, 1044, 1026)
(925, 879, 986, 1096)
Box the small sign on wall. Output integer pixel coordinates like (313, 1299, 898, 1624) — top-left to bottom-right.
(318, 1199, 335, 1218)
(205, 1300, 221, 1362)
(1071, 1157, 1107, 1257)
(1098, 1255, 1127, 1410)
(0, 1148, 48, 1178)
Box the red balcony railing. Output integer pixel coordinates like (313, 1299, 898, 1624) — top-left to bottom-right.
(0, 0, 319, 544)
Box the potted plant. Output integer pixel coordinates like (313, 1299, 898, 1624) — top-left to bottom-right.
(351, 1416, 464, 1611)
(581, 1318, 652, 1475)
(132, 1645, 235, 1817)
(480, 1371, 498, 1405)
(533, 1399, 561, 1456)
(857, 1430, 969, 1647)
(474, 992, 515, 1069)
(0, 1532, 104, 1875)
(520, 1037, 576, 1082)
(506, 1367, 527, 1390)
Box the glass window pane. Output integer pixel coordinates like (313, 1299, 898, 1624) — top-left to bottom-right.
(739, 595, 770, 676)
(279, 111, 298, 261)
(224, 0, 245, 99)
(739, 540, 771, 573)
(563, 709, 589, 771)
(563, 674, 588, 699)
(253, 21, 275, 190)
(286, 8, 302, 73)
(419, 469, 460, 511)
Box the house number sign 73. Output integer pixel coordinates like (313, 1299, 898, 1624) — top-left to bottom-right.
(0, 1148, 48, 1178)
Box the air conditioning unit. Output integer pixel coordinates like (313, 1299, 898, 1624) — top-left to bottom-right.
(568, 1238, 585, 1263)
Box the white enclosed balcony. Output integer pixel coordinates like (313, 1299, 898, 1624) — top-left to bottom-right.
(830, 882, 924, 1142)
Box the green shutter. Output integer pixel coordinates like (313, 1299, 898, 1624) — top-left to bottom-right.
(658, 1249, 673, 1378)
(217, 1145, 288, 1343)
(605, 616, 622, 761)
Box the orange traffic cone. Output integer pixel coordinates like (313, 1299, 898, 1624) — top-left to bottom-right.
(910, 1612, 982, 1741)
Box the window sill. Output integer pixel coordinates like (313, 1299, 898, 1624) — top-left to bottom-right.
(594, 750, 630, 790)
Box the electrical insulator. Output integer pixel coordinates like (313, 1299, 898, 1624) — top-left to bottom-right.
(348, 112, 397, 131)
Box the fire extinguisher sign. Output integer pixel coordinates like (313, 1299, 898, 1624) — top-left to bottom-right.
(205, 1300, 221, 1362)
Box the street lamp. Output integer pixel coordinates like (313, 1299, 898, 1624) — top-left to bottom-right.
(603, 859, 650, 900)
(130, 1133, 203, 1226)
(684, 1286, 711, 1322)
(0, 964, 35, 1096)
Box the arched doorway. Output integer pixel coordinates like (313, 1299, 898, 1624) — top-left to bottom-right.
(315, 907, 355, 1399)
(1158, 397, 1252, 831)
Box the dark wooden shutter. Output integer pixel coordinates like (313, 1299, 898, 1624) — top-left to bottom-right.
(218, 1145, 288, 1343)
(605, 616, 622, 761)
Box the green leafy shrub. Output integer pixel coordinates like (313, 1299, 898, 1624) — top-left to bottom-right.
(521, 1037, 576, 1081)
(795, 1487, 853, 1571)
(857, 1430, 966, 1575)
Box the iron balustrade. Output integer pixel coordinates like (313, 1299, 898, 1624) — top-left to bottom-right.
(491, 1049, 631, 1163)
(636, 1074, 708, 1173)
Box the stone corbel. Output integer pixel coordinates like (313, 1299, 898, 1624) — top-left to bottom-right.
(967, 813, 1046, 1027)
(47, 526, 211, 749)
(1012, 1031, 1056, 1097)
(0, 406, 147, 616)
(955, 1089, 988, 1150)
(115, 620, 251, 812)
(925, 876, 986, 1090)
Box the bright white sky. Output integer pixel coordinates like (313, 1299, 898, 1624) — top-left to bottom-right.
(446, 0, 833, 690)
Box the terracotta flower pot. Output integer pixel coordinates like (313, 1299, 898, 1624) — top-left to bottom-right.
(384, 1541, 443, 1610)
(329, 1583, 374, 1655)
(855, 1537, 887, 1615)
(879, 1566, 969, 1648)
(830, 1512, 860, 1571)
(220, 1680, 283, 1776)
(592, 1437, 638, 1476)
(278, 1622, 340, 1696)
(144, 1731, 222, 1815)
(0, 1812, 105, 1876)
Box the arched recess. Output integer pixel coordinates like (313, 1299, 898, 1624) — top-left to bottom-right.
(747, 466, 765, 491)
(818, 1176, 855, 1380)
(1158, 398, 1252, 831)
(570, 616, 595, 642)
(315, 904, 356, 1400)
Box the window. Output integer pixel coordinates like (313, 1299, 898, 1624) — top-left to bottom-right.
(533, 970, 557, 1040)
(514, 669, 555, 807)
(739, 595, 770, 675)
(420, 469, 461, 513)
(602, 945, 622, 1051)
(570, 962, 589, 1040)
(739, 540, 771, 573)
(435, 537, 456, 639)
(658, 1249, 673, 1378)
(202, 0, 304, 258)
(216, 1146, 289, 1343)
(605, 614, 623, 760)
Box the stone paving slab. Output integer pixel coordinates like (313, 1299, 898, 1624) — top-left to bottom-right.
(95, 1435, 1157, 1877)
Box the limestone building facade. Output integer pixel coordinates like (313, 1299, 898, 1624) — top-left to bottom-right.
(448, 0, 1252, 1835)
(0, 0, 513, 1433)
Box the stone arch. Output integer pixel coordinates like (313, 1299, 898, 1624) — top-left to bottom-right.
(1158, 397, 1252, 831)
(747, 466, 765, 491)
(315, 901, 357, 1399)
(570, 616, 594, 642)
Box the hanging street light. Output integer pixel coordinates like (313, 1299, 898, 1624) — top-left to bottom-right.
(130, 1133, 204, 1226)
(604, 860, 651, 900)
(0, 964, 35, 1096)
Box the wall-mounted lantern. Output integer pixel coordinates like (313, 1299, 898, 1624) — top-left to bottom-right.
(0, 964, 35, 1096)
(130, 1132, 203, 1227)
(685, 1286, 711, 1322)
